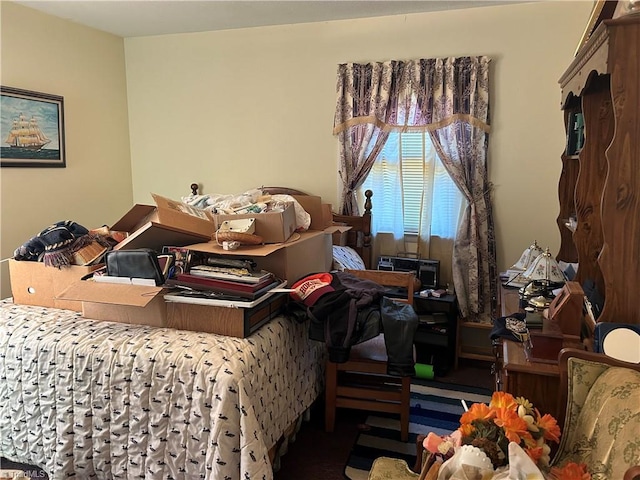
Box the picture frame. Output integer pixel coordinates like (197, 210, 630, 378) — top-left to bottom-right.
(1, 86, 66, 168)
(574, 0, 619, 56)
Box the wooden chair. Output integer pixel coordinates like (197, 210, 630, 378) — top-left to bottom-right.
(324, 269, 416, 442)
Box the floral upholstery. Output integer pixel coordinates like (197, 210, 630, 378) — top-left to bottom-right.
(367, 457, 419, 480)
(551, 358, 640, 480)
(332, 245, 366, 271)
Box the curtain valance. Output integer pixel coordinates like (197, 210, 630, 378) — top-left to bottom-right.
(333, 57, 491, 135)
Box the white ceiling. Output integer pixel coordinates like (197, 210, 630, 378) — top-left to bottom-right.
(13, 0, 527, 38)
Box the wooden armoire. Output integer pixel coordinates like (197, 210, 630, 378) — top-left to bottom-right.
(557, 13, 639, 326)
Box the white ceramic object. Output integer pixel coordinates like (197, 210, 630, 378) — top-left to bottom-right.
(437, 445, 494, 480)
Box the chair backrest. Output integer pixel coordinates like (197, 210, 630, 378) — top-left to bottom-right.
(554, 348, 640, 479)
(344, 269, 415, 304)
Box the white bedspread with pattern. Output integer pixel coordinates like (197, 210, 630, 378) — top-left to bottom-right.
(0, 300, 325, 480)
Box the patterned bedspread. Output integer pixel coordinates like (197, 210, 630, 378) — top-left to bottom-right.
(0, 300, 325, 480)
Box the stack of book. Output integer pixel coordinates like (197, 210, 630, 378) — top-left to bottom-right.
(167, 264, 281, 301)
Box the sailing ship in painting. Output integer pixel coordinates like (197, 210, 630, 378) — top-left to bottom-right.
(4, 113, 51, 151)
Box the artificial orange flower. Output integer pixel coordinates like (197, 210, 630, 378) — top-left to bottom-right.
(458, 423, 475, 437)
(549, 461, 591, 480)
(490, 391, 517, 410)
(494, 407, 531, 444)
(460, 402, 495, 425)
(537, 411, 561, 443)
(455, 394, 562, 470)
(524, 445, 543, 463)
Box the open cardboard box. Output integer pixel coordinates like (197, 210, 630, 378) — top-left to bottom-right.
(186, 230, 332, 286)
(111, 193, 215, 251)
(293, 195, 329, 231)
(212, 202, 297, 244)
(292, 195, 352, 245)
(326, 224, 352, 246)
(51, 231, 331, 333)
(56, 279, 286, 336)
(9, 259, 103, 312)
(57, 281, 168, 327)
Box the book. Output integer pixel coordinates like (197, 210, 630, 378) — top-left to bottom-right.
(188, 265, 272, 284)
(177, 272, 274, 291)
(172, 272, 274, 293)
(167, 277, 281, 300)
(164, 280, 289, 308)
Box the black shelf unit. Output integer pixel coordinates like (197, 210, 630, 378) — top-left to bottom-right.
(413, 293, 458, 376)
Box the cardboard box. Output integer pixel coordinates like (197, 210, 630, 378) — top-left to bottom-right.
(56, 282, 167, 327)
(166, 294, 286, 337)
(213, 202, 296, 244)
(186, 230, 332, 286)
(293, 195, 352, 246)
(111, 193, 215, 251)
(9, 259, 103, 312)
(326, 224, 352, 246)
(293, 195, 336, 231)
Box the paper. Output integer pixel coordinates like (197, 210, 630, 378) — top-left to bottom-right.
(93, 275, 157, 286)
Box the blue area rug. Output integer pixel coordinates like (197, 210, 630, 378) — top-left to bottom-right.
(344, 381, 492, 480)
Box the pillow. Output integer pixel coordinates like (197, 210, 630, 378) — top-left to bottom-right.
(332, 245, 366, 271)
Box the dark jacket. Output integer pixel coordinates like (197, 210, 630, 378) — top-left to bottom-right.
(289, 271, 418, 377)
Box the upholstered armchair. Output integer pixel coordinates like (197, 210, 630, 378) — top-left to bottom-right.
(552, 348, 640, 480)
(367, 348, 640, 480)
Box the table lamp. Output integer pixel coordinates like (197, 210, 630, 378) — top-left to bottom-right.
(522, 247, 566, 285)
(511, 240, 544, 271)
(503, 240, 544, 288)
(519, 248, 567, 308)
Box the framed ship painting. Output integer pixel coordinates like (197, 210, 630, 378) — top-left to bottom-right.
(1, 86, 66, 167)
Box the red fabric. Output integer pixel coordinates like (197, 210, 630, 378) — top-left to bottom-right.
(290, 273, 334, 306)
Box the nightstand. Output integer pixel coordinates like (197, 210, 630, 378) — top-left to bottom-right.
(413, 293, 457, 376)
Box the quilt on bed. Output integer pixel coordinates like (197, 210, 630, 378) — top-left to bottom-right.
(0, 300, 325, 480)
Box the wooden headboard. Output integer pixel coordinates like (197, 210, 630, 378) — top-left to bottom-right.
(189, 184, 374, 269)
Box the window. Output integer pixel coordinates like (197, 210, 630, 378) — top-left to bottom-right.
(361, 131, 463, 239)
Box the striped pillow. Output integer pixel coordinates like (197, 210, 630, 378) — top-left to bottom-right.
(332, 245, 366, 271)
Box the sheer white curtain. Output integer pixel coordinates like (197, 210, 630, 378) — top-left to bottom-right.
(359, 133, 404, 251)
(359, 131, 464, 272)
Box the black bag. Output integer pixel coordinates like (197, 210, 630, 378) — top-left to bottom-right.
(380, 297, 419, 377)
(104, 248, 165, 286)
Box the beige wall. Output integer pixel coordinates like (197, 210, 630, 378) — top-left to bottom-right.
(0, 2, 133, 299)
(124, 1, 592, 278)
(1, 1, 593, 301)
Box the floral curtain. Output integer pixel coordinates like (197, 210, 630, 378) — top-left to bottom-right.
(333, 61, 407, 215)
(333, 56, 496, 322)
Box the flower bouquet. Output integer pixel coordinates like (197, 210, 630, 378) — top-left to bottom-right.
(422, 391, 590, 479)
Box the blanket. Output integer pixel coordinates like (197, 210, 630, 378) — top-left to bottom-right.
(0, 300, 325, 480)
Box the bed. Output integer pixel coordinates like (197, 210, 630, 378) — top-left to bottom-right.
(0, 186, 374, 480)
